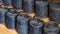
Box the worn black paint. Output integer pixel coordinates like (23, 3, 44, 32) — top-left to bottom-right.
(35, 1, 48, 18)
(49, 2, 60, 24)
(0, 8, 7, 24)
(44, 21, 59, 34)
(0, 0, 3, 3)
(12, 0, 22, 10)
(3, 0, 12, 6)
(16, 14, 30, 34)
(29, 18, 43, 34)
(5, 12, 17, 29)
(23, 0, 34, 13)
(35, 0, 48, 1)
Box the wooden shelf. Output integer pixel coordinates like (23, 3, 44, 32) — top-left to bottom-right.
(0, 24, 18, 34)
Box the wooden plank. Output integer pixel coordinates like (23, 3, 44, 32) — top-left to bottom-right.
(0, 24, 18, 34)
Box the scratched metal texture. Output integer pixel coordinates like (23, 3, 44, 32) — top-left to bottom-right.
(35, 1, 48, 18)
(16, 14, 30, 34)
(29, 18, 43, 34)
(44, 22, 59, 34)
(49, 2, 60, 24)
(5, 12, 17, 29)
(23, 0, 34, 13)
(0, 8, 7, 24)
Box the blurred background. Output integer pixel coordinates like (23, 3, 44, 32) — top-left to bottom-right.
(0, 0, 60, 34)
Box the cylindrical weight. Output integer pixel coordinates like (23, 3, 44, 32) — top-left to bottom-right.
(23, 0, 34, 13)
(35, 1, 48, 18)
(0, 8, 7, 24)
(16, 14, 30, 34)
(5, 11, 17, 29)
(29, 18, 43, 34)
(12, 0, 22, 10)
(35, 0, 48, 1)
(0, 0, 3, 4)
(49, 2, 60, 24)
(3, 0, 12, 6)
(44, 21, 59, 34)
